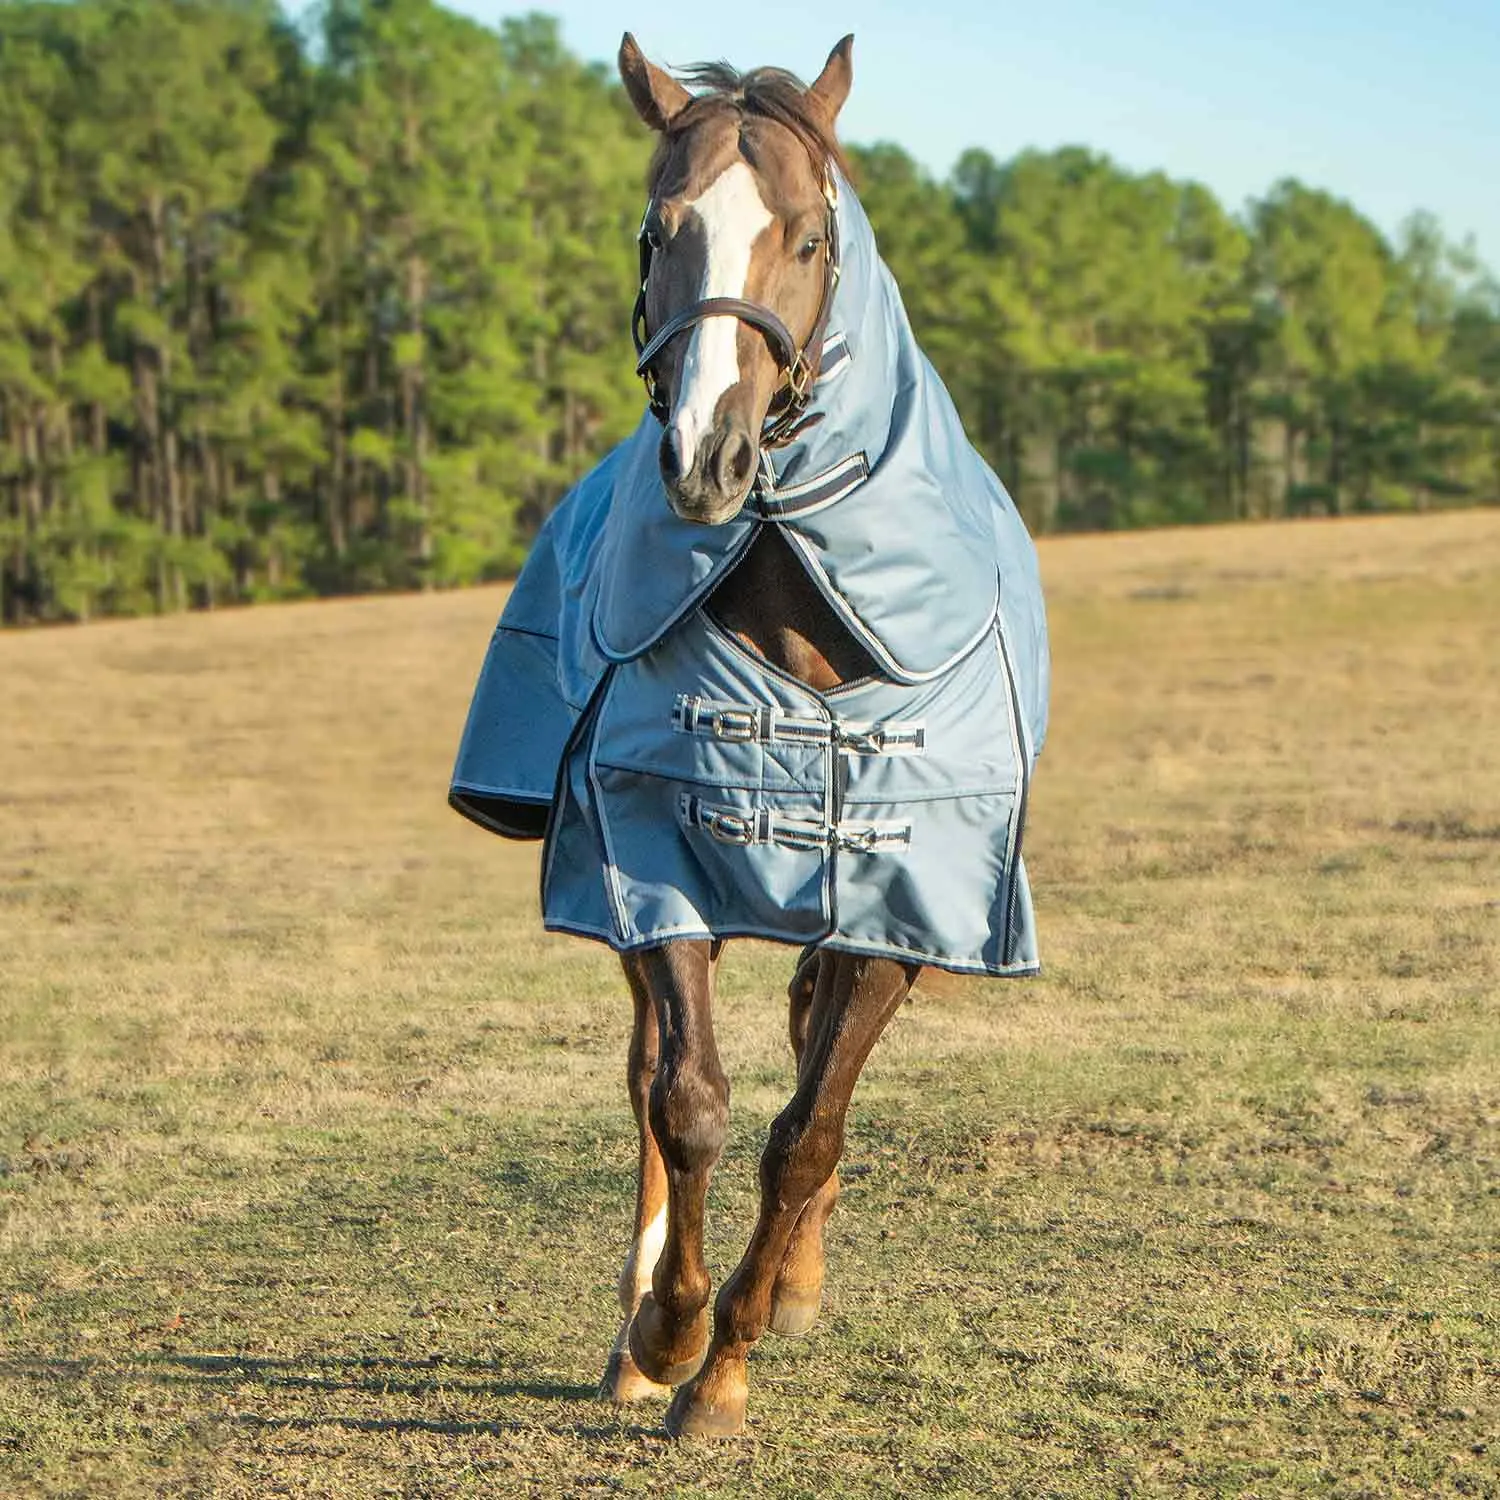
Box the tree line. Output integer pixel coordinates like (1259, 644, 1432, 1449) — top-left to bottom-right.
(2, 0, 1496, 624)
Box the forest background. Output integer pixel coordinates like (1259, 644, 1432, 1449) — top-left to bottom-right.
(2, 0, 1497, 624)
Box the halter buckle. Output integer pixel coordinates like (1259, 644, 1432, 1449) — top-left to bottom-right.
(786, 352, 814, 403)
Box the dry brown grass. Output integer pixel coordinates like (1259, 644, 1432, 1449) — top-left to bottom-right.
(2, 510, 1498, 1497)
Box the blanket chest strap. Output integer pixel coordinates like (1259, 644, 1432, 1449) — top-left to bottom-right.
(678, 793, 912, 854)
(672, 693, 925, 755)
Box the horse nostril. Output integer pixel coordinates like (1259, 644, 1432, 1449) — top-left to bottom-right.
(659, 428, 684, 486)
(716, 428, 755, 493)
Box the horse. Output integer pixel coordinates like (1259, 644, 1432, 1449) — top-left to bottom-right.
(449, 33, 1049, 1438)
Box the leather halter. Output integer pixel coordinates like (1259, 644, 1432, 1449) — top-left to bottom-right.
(631, 172, 841, 451)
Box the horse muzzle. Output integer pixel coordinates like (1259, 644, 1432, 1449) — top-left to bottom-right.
(660, 420, 758, 525)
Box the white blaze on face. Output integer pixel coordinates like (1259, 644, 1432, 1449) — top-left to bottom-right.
(670, 161, 774, 464)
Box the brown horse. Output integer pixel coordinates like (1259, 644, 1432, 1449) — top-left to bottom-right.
(597, 34, 925, 1440)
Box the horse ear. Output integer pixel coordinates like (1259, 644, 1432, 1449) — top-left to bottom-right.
(618, 33, 692, 132)
(808, 34, 854, 124)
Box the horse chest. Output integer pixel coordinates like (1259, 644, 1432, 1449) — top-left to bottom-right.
(705, 529, 877, 693)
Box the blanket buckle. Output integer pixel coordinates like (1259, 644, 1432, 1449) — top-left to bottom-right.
(712, 707, 759, 742)
(702, 806, 755, 845)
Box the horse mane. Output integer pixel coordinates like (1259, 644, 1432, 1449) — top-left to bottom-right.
(648, 62, 851, 189)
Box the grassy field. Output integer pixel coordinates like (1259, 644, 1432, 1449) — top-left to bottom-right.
(2, 511, 1497, 1498)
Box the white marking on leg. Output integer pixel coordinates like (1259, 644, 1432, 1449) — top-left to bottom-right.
(605, 1204, 673, 1400)
(622, 1203, 668, 1309)
(670, 161, 773, 464)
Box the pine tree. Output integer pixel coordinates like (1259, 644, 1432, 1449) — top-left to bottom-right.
(0, 2, 1494, 623)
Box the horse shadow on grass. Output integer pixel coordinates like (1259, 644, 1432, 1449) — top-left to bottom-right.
(0, 1351, 657, 1441)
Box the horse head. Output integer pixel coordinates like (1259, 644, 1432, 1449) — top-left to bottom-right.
(619, 33, 853, 525)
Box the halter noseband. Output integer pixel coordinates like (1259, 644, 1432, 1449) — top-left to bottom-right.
(631, 172, 841, 451)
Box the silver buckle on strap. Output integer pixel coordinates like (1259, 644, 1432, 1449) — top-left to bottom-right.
(704, 806, 755, 845)
(712, 707, 758, 742)
(678, 794, 761, 846)
(834, 821, 911, 853)
(835, 722, 926, 756)
(672, 695, 763, 742)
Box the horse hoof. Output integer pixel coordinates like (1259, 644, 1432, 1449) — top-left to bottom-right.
(768, 1282, 822, 1337)
(627, 1296, 709, 1387)
(664, 1378, 747, 1439)
(599, 1348, 671, 1404)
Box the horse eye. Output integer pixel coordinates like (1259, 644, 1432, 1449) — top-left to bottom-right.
(797, 235, 823, 264)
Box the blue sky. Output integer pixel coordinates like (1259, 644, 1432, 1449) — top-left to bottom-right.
(452, 0, 1500, 273)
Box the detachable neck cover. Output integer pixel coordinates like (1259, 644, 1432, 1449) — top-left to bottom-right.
(591, 177, 1007, 685)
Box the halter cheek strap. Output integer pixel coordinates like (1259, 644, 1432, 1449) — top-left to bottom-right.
(631, 173, 841, 450)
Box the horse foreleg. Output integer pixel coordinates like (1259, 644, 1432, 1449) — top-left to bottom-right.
(769, 947, 837, 1337)
(600, 966, 671, 1402)
(666, 953, 917, 1438)
(623, 940, 728, 1388)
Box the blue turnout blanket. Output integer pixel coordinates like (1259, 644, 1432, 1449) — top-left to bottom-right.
(450, 179, 1049, 975)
